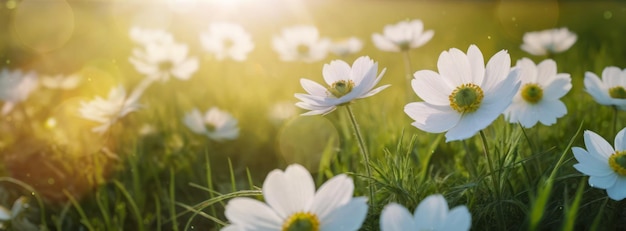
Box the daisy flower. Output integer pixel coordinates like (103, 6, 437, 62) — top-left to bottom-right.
(222, 164, 368, 231)
(129, 26, 174, 46)
(404, 45, 521, 142)
(200, 22, 254, 61)
(504, 58, 572, 128)
(79, 85, 142, 133)
(371, 19, 434, 52)
(572, 127, 626, 200)
(329, 37, 363, 57)
(0, 68, 38, 115)
(380, 194, 471, 231)
(295, 56, 390, 115)
(521, 27, 577, 56)
(584, 66, 626, 110)
(129, 36, 198, 82)
(40, 73, 81, 90)
(272, 25, 330, 63)
(0, 196, 28, 229)
(183, 107, 239, 141)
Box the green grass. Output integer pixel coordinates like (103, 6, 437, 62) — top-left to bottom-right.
(1, 0, 626, 230)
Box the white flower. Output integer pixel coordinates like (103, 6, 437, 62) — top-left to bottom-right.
(268, 101, 297, 124)
(79, 85, 142, 133)
(584, 66, 626, 111)
(129, 27, 174, 46)
(572, 127, 626, 200)
(200, 22, 254, 61)
(0, 68, 38, 115)
(521, 27, 577, 56)
(183, 107, 239, 141)
(404, 45, 520, 142)
(329, 37, 363, 57)
(295, 56, 390, 115)
(222, 164, 368, 231)
(40, 74, 81, 90)
(129, 37, 198, 82)
(504, 58, 572, 128)
(380, 194, 471, 231)
(372, 19, 434, 52)
(0, 196, 28, 227)
(272, 25, 330, 63)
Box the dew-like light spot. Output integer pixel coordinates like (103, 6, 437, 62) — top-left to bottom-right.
(12, 0, 75, 53)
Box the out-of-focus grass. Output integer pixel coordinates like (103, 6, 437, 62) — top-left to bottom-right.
(1, 0, 626, 230)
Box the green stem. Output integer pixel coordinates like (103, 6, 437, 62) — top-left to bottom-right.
(612, 106, 618, 136)
(479, 130, 504, 228)
(345, 105, 375, 205)
(402, 50, 414, 101)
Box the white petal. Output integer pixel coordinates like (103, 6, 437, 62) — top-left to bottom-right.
(483, 49, 511, 93)
(439, 206, 472, 231)
(301, 79, 328, 96)
(311, 174, 354, 221)
(536, 100, 567, 126)
(359, 84, 390, 99)
(323, 60, 351, 86)
(380, 203, 416, 231)
(589, 174, 618, 189)
(542, 74, 572, 100)
(437, 48, 472, 85)
(467, 44, 485, 84)
(350, 56, 376, 86)
(572, 147, 614, 177)
(0, 206, 10, 221)
(262, 164, 315, 218)
(584, 130, 615, 160)
(404, 102, 461, 134)
(602, 66, 623, 87)
(372, 34, 400, 52)
(536, 59, 557, 83)
(319, 197, 368, 231)
(515, 58, 538, 84)
(445, 105, 500, 142)
(224, 198, 282, 230)
(171, 58, 199, 80)
(615, 127, 626, 151)
(412, 70, 453, 106)
(584, 72, 612, 105)
(413, 194, 448, 230)
(606, 177, 626, 200)
(183, 109, 207, 134)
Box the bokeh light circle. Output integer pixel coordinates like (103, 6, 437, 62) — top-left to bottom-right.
(12, 0, 75, 53)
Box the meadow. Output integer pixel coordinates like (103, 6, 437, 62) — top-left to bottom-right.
(1, 0, 626, 230)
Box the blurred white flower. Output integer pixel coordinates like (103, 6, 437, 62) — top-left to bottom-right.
(200, 22, 254, 61)
(79, 85, 142, 133)
(380, 194, 471, 231)
(268, 101, 297, 124)
(521, 27, 577, 56)
(405, 45, 520, 142)
(129, 27, 174, 46)
(222, 164, 368, 231)
(0, 196, 28, 229)
(504, 58, 572, 128)
(272, 25, 330, 63)
(0, 68, 38, 115)
(584, 66, 626, 111)
(295, 56, 390, 115)
(573, 128, 626, 200)
(183, 107, 239, 141)
(129, 34, 198, 82)
(40, 74, 81, 90)
(329, 37, 363, 57)
(372, 19, 434, 52)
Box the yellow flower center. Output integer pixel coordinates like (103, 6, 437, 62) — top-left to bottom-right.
(449, 83, 484, 113)
(297, 44, 310, 56)
(608, 86, 626, 99)
(328, 80, 355, 98)
(609, 151, 626, 176)
(520, 83, 544, 103)
(282, 212, 320, 231)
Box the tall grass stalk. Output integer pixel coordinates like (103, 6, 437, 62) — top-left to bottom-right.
(345, 104, 375, 205)
(402, 50, 414, 101)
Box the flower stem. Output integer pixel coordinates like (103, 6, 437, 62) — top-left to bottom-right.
(345, 105, 375, 204)
(612, 106, 618, 136)
(479, 130, 504, 228)
(402, 50, 414, 101)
